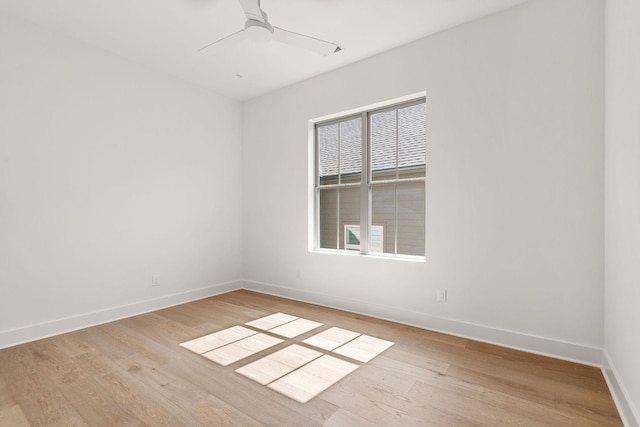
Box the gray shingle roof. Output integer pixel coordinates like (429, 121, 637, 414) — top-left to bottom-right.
(318, 102, 425, 179)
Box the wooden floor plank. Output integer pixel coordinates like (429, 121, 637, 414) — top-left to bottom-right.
(464, 340, 610, 391)
(189, 396, 265, 427)
(321, 372, 476, 427)
(322, 408, 372, 427)
(35, 341, 144, 426)
(0, 371, 16, 412)
(0, 290, 622, 426)
(0, 343, 89, 427)
(165, 352, 332, 426)
(0, 405, 31, 427)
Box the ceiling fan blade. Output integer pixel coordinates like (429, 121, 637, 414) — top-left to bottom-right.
(273, 27, 341, 56)
(238, 0, 265, 22)
(198, 29, 244, 52)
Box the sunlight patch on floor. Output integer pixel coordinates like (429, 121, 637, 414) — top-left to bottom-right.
(180, 313, 394, 403)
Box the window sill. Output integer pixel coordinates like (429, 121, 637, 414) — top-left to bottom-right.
(310, 248, 426, 263)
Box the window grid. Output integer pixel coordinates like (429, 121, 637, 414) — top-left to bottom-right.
(315, 98, 425, 257)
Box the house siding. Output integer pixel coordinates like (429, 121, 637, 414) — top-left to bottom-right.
(319, 180, 425, 255)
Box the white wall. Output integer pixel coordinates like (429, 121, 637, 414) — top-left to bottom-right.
(604, 0, 640, 424)
(243, 0, 604, 364)
(0, 13, 243, 347)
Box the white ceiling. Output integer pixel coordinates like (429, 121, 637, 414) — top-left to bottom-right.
(0, 0, 530, 101)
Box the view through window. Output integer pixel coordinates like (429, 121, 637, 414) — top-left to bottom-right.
(314, 98, 426, 257)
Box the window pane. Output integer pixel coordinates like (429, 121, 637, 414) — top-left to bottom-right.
(319, 188, 337, 249)
(337, 187, 360, 250)
(371, 184, 395, 253)
(397, 182, 425, 256)
(318, 123, 338, 185)
(339, 118, 362, 184)
(371, 183, 425, 256)
(370, 110, 397, 181)
(319, 187, 360, 250)
(398, 103, 426, 179)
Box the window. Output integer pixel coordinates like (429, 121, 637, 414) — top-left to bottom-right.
(313, 97, 426, 257)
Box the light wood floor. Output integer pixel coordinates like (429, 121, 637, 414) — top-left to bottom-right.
(0, 290, 622, 426)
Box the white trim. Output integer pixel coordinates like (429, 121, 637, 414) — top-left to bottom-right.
(242, 279, 603, 366)
(602, 349, 640, 427)
(310, 94, 426, 257)
(310, 91, 427, 124)
(2, 280, 605, 368)
(308, 120, 316, 252)
(0, 280, 243, 350)
(311, 247, 425, 262)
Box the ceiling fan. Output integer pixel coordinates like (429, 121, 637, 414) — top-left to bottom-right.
(199, 0, 342, 56)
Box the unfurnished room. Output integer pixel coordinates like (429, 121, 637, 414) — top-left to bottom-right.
(0, 0, 639, 425)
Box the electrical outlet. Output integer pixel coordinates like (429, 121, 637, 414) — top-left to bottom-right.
(436, 289, 447, 303)
(152, 275, 160, 287)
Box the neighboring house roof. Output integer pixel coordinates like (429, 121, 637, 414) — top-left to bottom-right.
(318, 102, 426, 179)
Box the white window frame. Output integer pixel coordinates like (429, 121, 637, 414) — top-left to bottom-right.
(309, 92, 427, 260)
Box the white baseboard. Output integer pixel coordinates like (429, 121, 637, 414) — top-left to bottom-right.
(243, 280, 602, 366)
(602, 350, 640, 427)
(0, 280, 243, 350)
(0, 278, 604, 367)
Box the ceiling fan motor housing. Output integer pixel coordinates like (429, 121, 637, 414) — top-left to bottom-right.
(244, 18, 274, 42)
